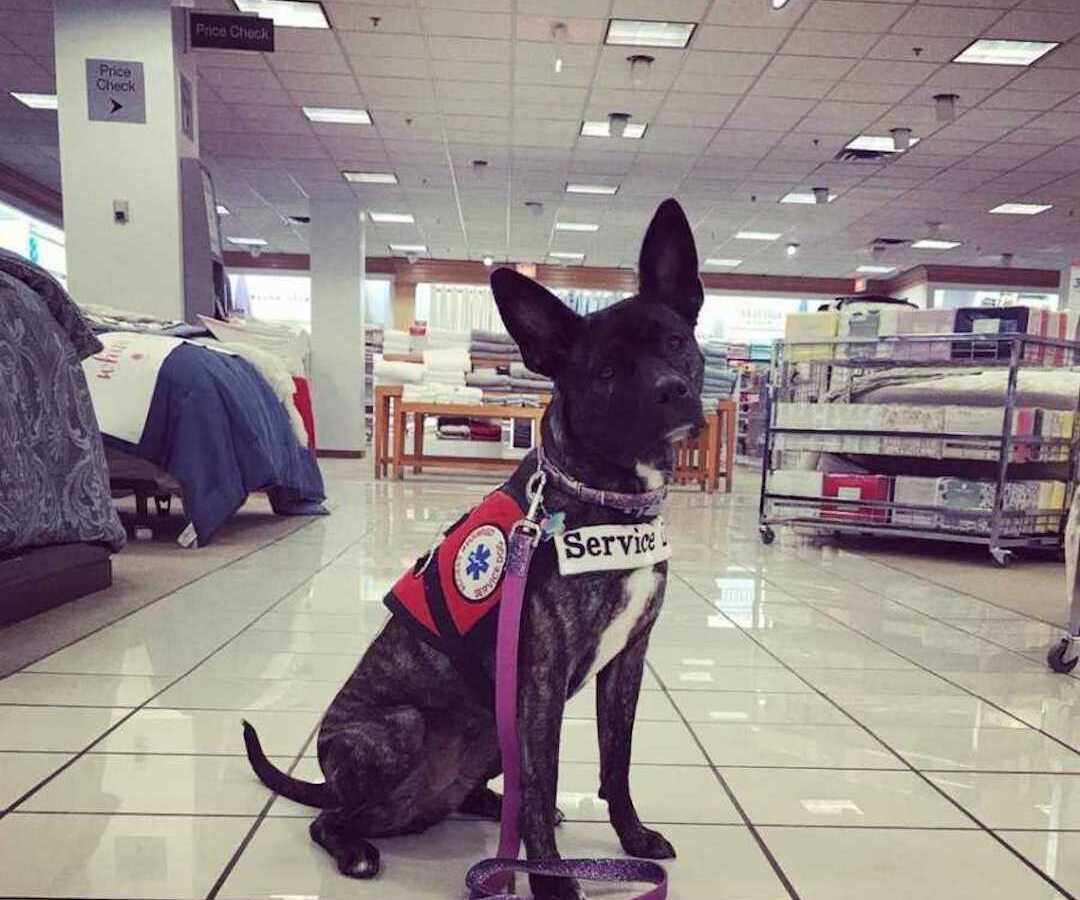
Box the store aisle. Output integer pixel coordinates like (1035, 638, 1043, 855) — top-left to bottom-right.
(1, 460, 1078, 899)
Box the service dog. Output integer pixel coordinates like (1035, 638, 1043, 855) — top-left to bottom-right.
(244, 198, 705, 900)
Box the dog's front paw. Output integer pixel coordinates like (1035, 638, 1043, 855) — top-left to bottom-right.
(619, 826, 676, 860)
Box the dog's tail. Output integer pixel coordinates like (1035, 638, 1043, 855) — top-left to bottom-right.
(243, 720, 329, 808)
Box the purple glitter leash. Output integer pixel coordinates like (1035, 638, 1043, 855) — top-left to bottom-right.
(466, 468, 669, 900)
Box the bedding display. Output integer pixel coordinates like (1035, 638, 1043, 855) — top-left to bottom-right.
(0, 249, 125, 556)
(85, 331, 327, 546)
(762, 304, 1080, 565)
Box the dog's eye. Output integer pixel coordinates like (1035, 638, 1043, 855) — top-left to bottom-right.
(598, 364, 615, 379)
(667, 335, 685, 352)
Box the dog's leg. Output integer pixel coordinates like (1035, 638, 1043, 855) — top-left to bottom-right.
(596, 631, 676, 860)
(519, 662, 583, 900)
(310, 812, 380, 878)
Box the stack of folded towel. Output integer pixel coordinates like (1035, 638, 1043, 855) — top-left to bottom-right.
(422, 347, 470, 386)
(373, 355, 425, 385)
(416, 327, 470, 352)
(403, 384, 484, 404)
(383, 330, 411, 355)
(470, 329, 523, 365)
(699, 340, 738, 414)
(466, 368, 512, 392)
(510, 362, 554, 392)
(364, 325, 383, 400)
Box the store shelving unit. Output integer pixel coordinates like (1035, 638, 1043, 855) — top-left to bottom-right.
(758, 332, 1080, 567)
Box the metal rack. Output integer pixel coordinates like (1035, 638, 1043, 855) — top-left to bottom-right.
(758, 331, 1080, 568)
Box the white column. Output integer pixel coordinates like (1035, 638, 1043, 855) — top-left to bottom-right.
(309, 200, 366, 455)
(54, 0, 195, 319)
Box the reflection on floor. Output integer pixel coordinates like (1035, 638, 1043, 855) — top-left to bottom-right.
(1, 460, 1079, 899)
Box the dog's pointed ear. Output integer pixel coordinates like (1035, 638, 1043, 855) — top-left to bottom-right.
(490, 267, 582, 378)
(638, 198, 703, 325)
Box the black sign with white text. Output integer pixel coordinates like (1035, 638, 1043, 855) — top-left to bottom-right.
(189, 13, 274, 52)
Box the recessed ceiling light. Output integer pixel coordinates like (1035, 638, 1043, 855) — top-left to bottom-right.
(605, 19, 696, 49)
(482, 256, 494, 267)
(912, 239, 961, 250)
(303, 106, 370, 125)
(954, 39, 1058, 67)
(227, 237, 268, 247)
(369, 212, 415, 224)
(990, 202, 1053, 216)
(705, 258, 742, 267)
(845, 134, 920, 154)
(343, 171, 398, 184)
(856, 265, 896, 274)
(216, 204, 230, 216)
(781, 191, 836, 205)
(735, 231, 781, 241)
(770, 0, 793, 8)
(566, 183, 619, 195)
(10, 92, 57, 110)
(580, 119, 647, 139)
(549, 251, 585, 260)
(233, 0, 329, 28)
(389, 243, 427, 253)
(555, 222, 599, 232)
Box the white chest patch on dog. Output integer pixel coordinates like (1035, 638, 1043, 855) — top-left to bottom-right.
(554, 519, 671, 576)
(584, 566, 661, 683)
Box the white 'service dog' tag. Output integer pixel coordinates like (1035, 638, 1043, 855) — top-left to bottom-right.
(554, 517, 671, 576)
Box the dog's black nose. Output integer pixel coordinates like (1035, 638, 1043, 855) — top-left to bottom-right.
(654, 375, 690, 404)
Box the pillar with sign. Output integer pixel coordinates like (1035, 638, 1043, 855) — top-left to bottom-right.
(53, 0, 198, 319)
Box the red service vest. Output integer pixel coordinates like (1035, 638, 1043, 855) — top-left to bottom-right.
(385, 488, 526, 647)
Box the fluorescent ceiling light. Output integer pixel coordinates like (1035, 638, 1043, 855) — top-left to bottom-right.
(845, 134, 920, 154)
(10, 92, 57, 110)
(232, 0, 329, 28)
(705, 258, 742, 267)
(954, 39, 1058, 67)
(216, 204, 230, 216)
(605, 19, 696, 49)
(369, 212, 415, 224)
(781, 191, 836, 205)
(770, 0, 792, 8)
(990, 202, 1053, 216)
(580, 120, 647, 139)
(912, 238, 961, 250)
(549, 251, 585, 260)
(343, 171, 398, 184)
(735, 231, 781, 241)
(566, 183, 618, 195)
(389, 243, 427, 253)
(303, 106, 370, 125)
(856, 265, 896, 274)
(555, 222, 599, 232)
(227, 237, 268, 247)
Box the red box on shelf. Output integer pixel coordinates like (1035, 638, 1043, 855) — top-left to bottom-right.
(821, 474, 892, 523)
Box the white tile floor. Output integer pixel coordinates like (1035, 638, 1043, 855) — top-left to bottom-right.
(2, 461, 1080, 898)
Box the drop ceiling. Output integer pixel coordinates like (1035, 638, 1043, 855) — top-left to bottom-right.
(3, 0, 1080, 277)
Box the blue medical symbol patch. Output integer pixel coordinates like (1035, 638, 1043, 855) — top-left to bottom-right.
(454, 525, 507, 602)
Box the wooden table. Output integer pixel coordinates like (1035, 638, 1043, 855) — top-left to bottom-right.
(672, 399, 737, 493)
(391, 398, 546, 480)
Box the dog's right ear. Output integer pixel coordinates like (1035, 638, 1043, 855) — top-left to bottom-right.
(490, 268, 582, 378)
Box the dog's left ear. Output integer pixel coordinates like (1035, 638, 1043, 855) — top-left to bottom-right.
(638, 198, 703, 325)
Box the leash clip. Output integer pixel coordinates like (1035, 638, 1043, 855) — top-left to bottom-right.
(524, 468, 547, 524)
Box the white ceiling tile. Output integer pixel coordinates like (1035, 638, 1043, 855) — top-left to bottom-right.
(981, 90, 1074, 112)
(751, 78, 837, 100)
(828, 82, 911, 104)
(684, 50, 771, 78)
(889, 5, 1006, 37)
(276, 71, 358, 95)
(695, 27, 789, 54)
(867, 34, 971, 64)
(706, 0, 800, 28)
(516, 16, 604, 44)
(779, 29, 878, 58)
(422, 9, 511, 39)
(324, 3, 422, 33)
(612, 0, 707, 19)
(846, 59, 939, 85)
(339, 32, 428, 58)
(798, 2, 909, 34)
(1009, 68, 1080, 93)
(762, 55, 857, 81)
(726, 96, 817, 131)
(429, 37, 511, 63)
(517, 0, 609, 17)
(989, 10, 1080, 44)
(266, 50, 351, 76)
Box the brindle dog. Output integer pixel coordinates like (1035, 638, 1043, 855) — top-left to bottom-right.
(243, 198, 705, 900)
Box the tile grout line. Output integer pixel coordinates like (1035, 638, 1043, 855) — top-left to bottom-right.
(204, 719, 323, 900)
(674, 571, 1079, 899)
(725, 560, 1080, 757)
(0, 525, 373, 820)
(645, 659, 805, 900)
